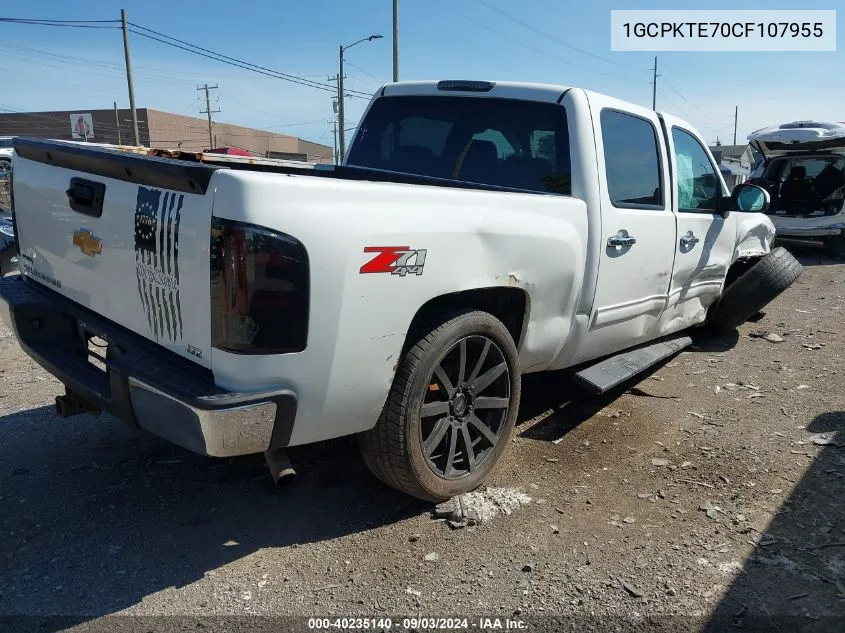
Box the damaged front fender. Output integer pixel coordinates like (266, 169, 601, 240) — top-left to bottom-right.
(733, 213, 775, 262)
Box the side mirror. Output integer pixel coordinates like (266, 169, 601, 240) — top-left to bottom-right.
(731, 183, 770, 213)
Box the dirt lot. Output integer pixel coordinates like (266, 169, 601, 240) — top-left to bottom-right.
(0, 242, 843, 633)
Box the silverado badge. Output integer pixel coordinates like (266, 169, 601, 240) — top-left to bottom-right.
(73, 228, 103, 257)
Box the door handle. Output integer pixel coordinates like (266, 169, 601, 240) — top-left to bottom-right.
(607, 232, 636, 247)
(680, 232, 700, 248)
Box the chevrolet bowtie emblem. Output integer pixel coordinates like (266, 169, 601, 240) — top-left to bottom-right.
(73, 228, 103, 257)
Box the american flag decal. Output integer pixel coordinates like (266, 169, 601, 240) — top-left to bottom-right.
(134, 185, 183, 342)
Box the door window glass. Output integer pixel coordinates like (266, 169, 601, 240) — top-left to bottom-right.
(600, 110, 663, 208)
(672, 127, 721, 212)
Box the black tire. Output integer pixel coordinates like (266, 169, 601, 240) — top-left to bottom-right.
(708, 246, 803, 333)
(359, 310, 521, 502)
(825, 234, 845, 260)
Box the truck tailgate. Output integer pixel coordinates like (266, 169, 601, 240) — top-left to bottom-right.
(12, 138, 221, 368)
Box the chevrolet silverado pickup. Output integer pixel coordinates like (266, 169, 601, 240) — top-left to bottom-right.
(0, 80, 802, 501)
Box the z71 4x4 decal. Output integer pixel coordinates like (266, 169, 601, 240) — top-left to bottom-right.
(360, 246, 427, 276)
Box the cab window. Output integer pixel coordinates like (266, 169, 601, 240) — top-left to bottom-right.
(672, 127, 721, 212)
(600, 110, 663, 209)
(348, 95, 572, 195)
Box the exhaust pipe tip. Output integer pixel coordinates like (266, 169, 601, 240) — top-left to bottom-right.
(264, 448, 297, 487)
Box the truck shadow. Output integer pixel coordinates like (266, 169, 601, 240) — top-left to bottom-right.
(0, 330, 742, 627)
(517, 329, 738, 443)
(702, 410, 845, 632)
(0, 405, 425, 626)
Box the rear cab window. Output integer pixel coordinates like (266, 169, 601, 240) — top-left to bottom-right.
(347, 96, 571, 195)
(600, 110, 663, 209)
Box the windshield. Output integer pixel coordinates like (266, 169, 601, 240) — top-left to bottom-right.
(347, 96, 571, 195)
(0, 138, 13, 148)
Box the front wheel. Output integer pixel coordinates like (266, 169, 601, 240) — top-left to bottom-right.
(708, 246, 802, 332)
(359, 310, 521, 502)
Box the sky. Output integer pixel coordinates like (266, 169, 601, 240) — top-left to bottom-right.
(0, 0, 841, 150)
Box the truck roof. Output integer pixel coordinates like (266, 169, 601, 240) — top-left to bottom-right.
(378, 80, 698, 136)
(380, 80, 575, 103)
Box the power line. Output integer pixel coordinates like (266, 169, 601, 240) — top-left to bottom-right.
(658, 76, 721, 124)
(472, 0, 648, 73)
(0, 17, 119, 23)
(0, 18, 119, 29)
(128, 22, 372, 99)
(456, 11, 641, 84)
(1, 15, 373, 99)
(343, 60, 386, 89)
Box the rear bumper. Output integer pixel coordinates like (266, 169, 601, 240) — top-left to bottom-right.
(0, 275, 296, 457)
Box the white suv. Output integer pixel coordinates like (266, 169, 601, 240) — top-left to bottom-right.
(748, 121, 845, 258)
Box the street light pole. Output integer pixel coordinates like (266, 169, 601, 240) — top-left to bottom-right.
(338, 45, 346, 163)
(393, 0, 399, 82)
(337, 34, 383, 162)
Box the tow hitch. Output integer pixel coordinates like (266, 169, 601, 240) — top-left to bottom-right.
(55, 388, 100, 418)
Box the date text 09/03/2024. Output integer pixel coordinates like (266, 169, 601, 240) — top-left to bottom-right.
(307, 617, 527, 630)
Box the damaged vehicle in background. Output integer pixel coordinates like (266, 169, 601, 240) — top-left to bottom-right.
(748, 121, 845, 258)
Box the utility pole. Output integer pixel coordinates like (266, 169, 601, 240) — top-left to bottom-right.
(113, 101, 121, 145)
(733, 106, 738, 145)
(338, 47, 346, 161)
(120, 9, 140, 145)
(198, 83, 220, 149)
(333, 119, 338, 165)
(328, 82, 342, 163)
(651, 56, 659, 110)
(331, 97, 339, 165)
(392, 0, 399, 82)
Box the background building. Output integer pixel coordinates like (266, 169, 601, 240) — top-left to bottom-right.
(709, 143, 762, 190)
(0, 108, 332, 163)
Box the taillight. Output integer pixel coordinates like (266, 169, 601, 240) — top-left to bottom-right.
(210, 218, 309, 354)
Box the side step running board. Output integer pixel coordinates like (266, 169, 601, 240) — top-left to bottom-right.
(573, 335, 693, 395)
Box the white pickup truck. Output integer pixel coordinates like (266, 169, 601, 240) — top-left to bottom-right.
(0, 80, 801, 501)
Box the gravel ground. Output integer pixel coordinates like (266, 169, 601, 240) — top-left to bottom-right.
(0, 242, 843, 633)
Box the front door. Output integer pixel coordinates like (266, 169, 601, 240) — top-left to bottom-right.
(573, 95, 677, 365)
(658, 114, 736, 335)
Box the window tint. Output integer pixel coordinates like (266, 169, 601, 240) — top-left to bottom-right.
(531, 130, 556, 163)
(787, 156, 843, 179)
(601, 110, 662, 208)
(672, 128, 720, 211)
(472, 129, 514, 159)
(347, 96, 571, 195)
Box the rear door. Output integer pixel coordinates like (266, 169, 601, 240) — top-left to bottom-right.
(12, 139, 218, 367)
(658, 114, 735, 333)
(573, 94, 677, 363)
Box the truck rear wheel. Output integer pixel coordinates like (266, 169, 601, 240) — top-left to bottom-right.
(359, 310, 521, 502)
(708, 246, 802, 333)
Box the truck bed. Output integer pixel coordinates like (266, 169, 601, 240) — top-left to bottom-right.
(14, 137, 561, 198)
